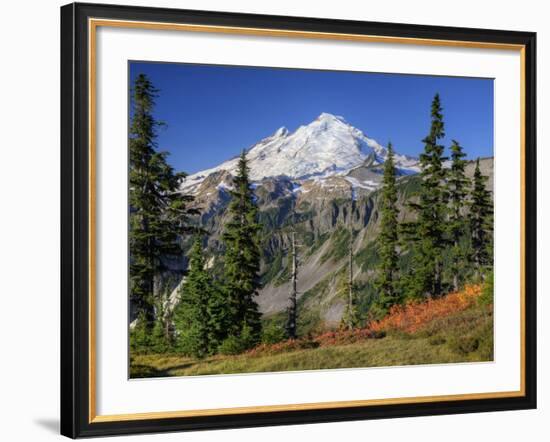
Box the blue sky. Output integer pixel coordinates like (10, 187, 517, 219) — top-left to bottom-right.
(129, 61, 494, 174)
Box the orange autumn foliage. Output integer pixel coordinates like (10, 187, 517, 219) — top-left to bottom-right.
(369, 284, 482, 334)
(245, 285, 482, 357)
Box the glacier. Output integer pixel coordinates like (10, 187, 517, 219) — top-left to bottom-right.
(181, 112, 419, 193)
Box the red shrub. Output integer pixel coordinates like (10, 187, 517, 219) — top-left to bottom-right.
(244, 285, 482, 356)
(369, 284, 482, 334)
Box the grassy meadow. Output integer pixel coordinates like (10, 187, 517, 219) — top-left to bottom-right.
(130, 285, 493, 378)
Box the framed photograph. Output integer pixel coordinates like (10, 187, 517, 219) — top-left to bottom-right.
(60, 2, 536, 438)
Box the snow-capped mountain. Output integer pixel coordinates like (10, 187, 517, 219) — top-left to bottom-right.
(181, 113, 419, 193)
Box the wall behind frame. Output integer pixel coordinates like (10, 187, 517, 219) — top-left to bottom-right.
(0, 0, 545, 441)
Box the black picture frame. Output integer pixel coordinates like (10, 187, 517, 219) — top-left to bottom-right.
(61, 2, 537, 438)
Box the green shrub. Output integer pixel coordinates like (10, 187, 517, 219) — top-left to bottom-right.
(261, 323, 288, 344)
(365, 302, 388, 323)
(478, 271, 494, 307)
(475, 321, 494, 360)
(218, 336, 246, 355)
(150, 317, 172, 353)
(129, 313, 152, 353)
(130, 314, 172, 354)
(174, 325, 208, 358)
(218, 324, 257, 355)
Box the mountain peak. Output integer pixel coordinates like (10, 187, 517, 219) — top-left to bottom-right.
(316, 112, 347, 124)
(182, 113, 420, 190)
(273, 126, 288, 138)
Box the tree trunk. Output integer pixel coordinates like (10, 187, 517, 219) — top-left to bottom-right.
(452, 238, 459, 292)
(347, 198, 354, 330)
(287, 231, 298, 339)
(434, 256, 441, 297)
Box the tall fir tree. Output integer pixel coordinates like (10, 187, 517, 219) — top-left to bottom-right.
(375, 142, 400, 310)
(205, 280, 232, 352)
(447, 140, 470, 291)
(129, 73, 194, 330)
(222, 150, 262, 344)
(404, 93, 449, 298)
(469, 158, 493, 278)
(173, 236, 214, 358)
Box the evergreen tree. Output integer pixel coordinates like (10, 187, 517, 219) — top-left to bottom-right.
(404, 93, 449, 298)
(447, 140, 470, 291)
(341, 187, 359, 329)
(129, 311, 152, 353)
(222, 150, 262, 344)
(151, 313, 171, 353)
(129, 73, 194, 329)
(469, 158, 493, 278)
(151, 286, 173, 352)
(340, 185, 361, 330)
(173, 236, 213, 358)
(375, 142, 400, 310)
(206, 281, 232, 352)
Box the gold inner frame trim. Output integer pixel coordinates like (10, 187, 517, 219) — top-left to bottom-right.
(88, 17, 527, 424)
